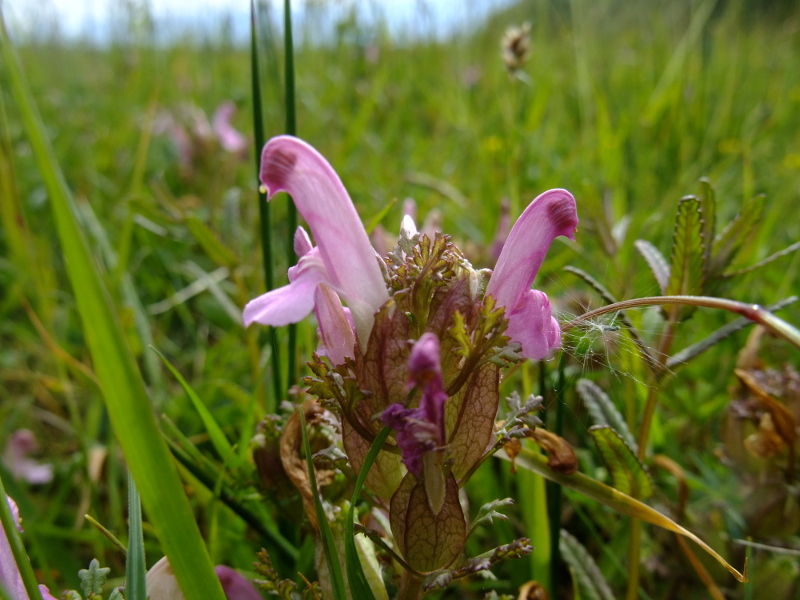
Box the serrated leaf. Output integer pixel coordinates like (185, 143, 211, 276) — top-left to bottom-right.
(499, 447, 748, 582)
(634, 239, 670, 294)
(560, 530, 615, 600)
(576, 379, 637, 453)
(666, 196, 705, 320)
(184, 215, 239, 268)
(469, 498, 514, 535)
(79, 559, 110, 597)
(710, 194, 765, 277)
(698, 178, 716, 271)
(589, 426, 653, 499)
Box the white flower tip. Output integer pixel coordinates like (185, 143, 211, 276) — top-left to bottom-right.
(400, 214, 418, 239)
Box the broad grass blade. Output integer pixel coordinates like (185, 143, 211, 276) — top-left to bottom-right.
(126, 473, 147, 600)
(0, 16, 227, 600)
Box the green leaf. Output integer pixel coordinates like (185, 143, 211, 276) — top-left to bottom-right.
(666, 196, 705, 319)
(499, 447, 747, 582)
(576, 379, 637, 453)
(345, 427, 392, 600)
(126, 474, 147, 600)
(698, 178, 717, 272)
(184, 215, 239, 268)
(560, 530, 615, 600)
(0, 18, 227, 600)
(152, 348, 239, 469)
(710, 194, 766, 278)
(299, 409, 347, 600)
(468, 498, 514, 536)
(634, 240, 670, 294)
(79, 559, 110, 597)
(588, 426, 653, 499)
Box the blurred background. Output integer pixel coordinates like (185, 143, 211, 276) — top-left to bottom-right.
(2, 0, 800, 598)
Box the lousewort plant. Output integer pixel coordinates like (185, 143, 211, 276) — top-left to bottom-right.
(244, 136, 578, 598)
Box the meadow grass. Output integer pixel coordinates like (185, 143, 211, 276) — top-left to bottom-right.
(2, 0, 800, 597)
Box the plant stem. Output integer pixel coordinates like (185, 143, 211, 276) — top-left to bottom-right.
(563, 295, 800, 350)
(398, 570, 423, 600)
(250, 0, 282, 406)
(284, 0, 298, 387)
(548, 352, 567, 595)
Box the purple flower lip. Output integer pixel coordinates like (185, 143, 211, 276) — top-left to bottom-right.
(243, 136, 389, 351)
(485, 188, 578, 360)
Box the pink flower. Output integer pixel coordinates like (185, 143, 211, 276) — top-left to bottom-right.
(2, 430, 53, 485)
(212, 102, 248, 155)
(146, 558, 261, 600)
(1, 495, 57, 600)
(485, 189, 578, 360)
(243, 136, 389, 350)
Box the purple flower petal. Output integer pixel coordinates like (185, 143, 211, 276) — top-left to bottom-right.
(243, 249, 329, 328)
(1, 495, 28, 600)
(212, 102, 247, 154)
(214, 566, 262, 600)
(382, 333, 447, 476)
(485, 188, 578, 359)
(259, 136, 388, 345)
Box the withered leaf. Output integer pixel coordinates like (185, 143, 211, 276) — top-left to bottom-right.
(390, 472, 466, 574)
(736, 368, 797, 447)
(527, 429, 579, 474)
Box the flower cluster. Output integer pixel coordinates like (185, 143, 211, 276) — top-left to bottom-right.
(244, 136, 577, 576)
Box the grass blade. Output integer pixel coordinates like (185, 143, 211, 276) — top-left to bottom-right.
(345, 427, 392, 600)
(250, 0, 282, 407)
(152, 347, 239, 469)
(299, 409, 347, 600)
(126, 473, 146, 600)
(499, 446, 748, 582)
(0, 16, 227, 600)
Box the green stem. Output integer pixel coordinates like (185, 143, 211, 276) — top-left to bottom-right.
(250, 0, 282, 406)
(547, 353, 567, 597)
(0, 474, 43, 600)
(284, 0, 298, 386)
(562, 295, 800, 350)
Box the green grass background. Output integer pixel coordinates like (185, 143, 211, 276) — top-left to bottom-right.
(2, 0, 800, 597)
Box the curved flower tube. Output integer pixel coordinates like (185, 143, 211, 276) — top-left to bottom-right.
(243, 136, 389, 348)
(485, 188, 578, 360)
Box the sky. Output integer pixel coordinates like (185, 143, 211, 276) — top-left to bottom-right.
(4, 0, 516, 43)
